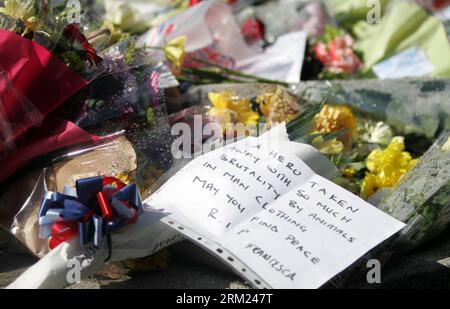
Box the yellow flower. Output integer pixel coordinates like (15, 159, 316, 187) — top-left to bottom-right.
(208, 91, 259, 136)
(100, 20, 123, 45)
(0, 0, 40, 33)
(311, 135, 344, 155)
(164, 35, 187, 68)
(360, 173, 378, 199)
(312, 104, 356, 148)
(361, 137, 418, 199)
(254, 87, 299, 124)
(343, 167, 357, 178)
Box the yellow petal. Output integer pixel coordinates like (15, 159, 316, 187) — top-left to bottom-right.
(167, 35, 187, 48)
(239, 111, 260, 126)
(312, 136, 344, 155)
(164, 35, 187, 68)
(343, 167, 356, 178)
(208, 92, 233, 109)
(361, 173, 378, 199)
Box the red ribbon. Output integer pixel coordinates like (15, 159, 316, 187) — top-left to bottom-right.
(97, 177, 127, 220)
(49, 222, 78, 250)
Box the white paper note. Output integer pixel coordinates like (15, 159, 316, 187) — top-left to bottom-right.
(145, 126, 405, 289)
(373, 47, 435, 79)
(236, 31, 307, 84)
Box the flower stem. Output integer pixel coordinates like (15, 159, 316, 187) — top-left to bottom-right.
(181, 67, 249, 84)
(191, 57, 290, 87)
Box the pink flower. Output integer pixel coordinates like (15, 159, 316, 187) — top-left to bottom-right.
(314, 35, 362, 74)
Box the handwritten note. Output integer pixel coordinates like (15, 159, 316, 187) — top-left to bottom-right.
(145, 126, 405, 288)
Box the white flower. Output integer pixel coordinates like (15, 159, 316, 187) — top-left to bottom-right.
(358, 121, 393, 145)
(104, 0, 148, 33)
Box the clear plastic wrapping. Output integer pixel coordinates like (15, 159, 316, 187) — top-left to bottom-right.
(0, 134, 137, 257)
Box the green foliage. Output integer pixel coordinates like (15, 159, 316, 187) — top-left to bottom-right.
(317, 25, 344, 44)
(286, 101, 324, 141)
(124, 37, 137, 65)
(61, 51, 86, 72)
(146, 107, 156, 129)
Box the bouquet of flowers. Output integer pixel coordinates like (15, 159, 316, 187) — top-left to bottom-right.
(0, 0, 178, 188)
(0, 0, 181, 287)
(61, 37, 178, 193)
(305, 25, 363, 80)
(0, 0, 104, 182)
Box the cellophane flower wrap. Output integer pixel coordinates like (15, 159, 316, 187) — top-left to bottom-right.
(62, 37, 178, 194)
(0, 2, 180, 288)
(0, 34, 179, 253)
(0, 2, 105, 183)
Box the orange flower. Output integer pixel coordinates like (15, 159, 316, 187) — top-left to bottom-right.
(311, 104, 356, 148)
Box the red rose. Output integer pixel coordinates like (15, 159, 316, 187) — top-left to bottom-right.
(241, 17, 266, 45)
(63, 23, 102, 65)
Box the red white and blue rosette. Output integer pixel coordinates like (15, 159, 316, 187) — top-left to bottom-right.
(38, 176, 143, 252)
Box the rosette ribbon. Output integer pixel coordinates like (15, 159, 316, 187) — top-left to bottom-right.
(38, 176, 143, 254)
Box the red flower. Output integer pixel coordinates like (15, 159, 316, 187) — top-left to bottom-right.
(63, 23, 102, 65)
(433, 0, 450, 9)
(189, 0, 202, 6)
(314, 35, 362, 74)
(241, 17, 266, 45)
